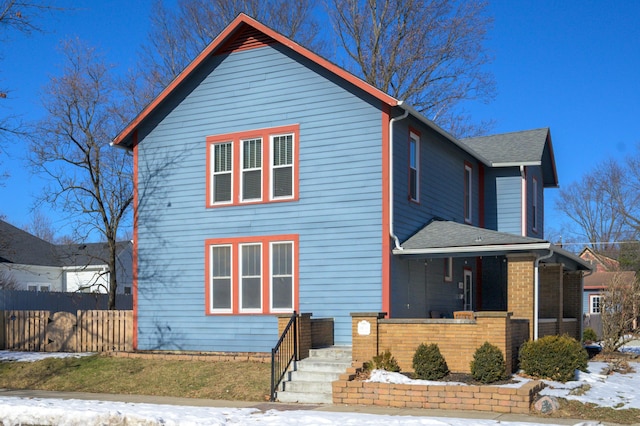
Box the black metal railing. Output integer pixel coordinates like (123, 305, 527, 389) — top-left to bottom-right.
(270, 311, 298, 402)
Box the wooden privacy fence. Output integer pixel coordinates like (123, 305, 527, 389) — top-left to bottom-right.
(1, 310, 133, 353)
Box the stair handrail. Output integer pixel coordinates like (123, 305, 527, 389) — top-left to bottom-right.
(270, 310, 298, 402)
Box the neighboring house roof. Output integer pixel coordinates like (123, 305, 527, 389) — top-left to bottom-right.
(460, 128, 558, 187)
(0, 219, 131, 268)
(578, 246, 620, 272)
(584, 271, 636, 290)
(57, 241, 132, 268)
(396, 219, 592, 271)
(0, 219, 59, 266)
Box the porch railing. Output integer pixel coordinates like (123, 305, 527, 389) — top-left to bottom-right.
(270, 311, 297, 402)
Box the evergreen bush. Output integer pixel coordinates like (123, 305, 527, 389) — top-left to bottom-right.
(412, 343, 449, 380)
(582, 327, 598, 343)
(364, 349, 400, 372)
(519, 334, 588, 382)
(470, 342, 508, 383)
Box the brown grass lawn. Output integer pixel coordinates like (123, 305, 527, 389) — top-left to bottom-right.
(0, 354, 271, 402)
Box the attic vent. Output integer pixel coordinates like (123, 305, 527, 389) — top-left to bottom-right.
(217, 24, 275, 55)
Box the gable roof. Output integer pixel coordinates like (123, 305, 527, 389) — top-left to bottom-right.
(0, 219, 59, 266)
(112, 13, 399, 148)
(584, 271, 636, 290)
(0, 219, 131, 268)
(578, 246, 620, 272)
(396, 219, 592, 271)
(460, 128, 558, 187)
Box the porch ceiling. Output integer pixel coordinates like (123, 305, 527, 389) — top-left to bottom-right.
(394, 220, 592, 272)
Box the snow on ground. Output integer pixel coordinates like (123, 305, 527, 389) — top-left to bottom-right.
(0, 349, 638, 425)
(0, 350, 95, 362)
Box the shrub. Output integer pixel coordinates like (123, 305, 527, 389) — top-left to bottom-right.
(364, 349, 400, 372)
(519, 335, 588, 382)
(412, 343, 449, 380)
(582, 327, 598, 343)
(470, 342, 508, 383)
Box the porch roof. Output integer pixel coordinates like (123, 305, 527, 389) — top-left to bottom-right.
(394, 220, 592, 271)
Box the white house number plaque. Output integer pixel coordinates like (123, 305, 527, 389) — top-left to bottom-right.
(357, 320, 371, 336)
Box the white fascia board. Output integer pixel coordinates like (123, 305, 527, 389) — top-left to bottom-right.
(490, 161, 541, 167)
(394, 242, 552, 256)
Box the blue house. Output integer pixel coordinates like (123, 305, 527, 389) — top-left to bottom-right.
(113, 14, 591, 354)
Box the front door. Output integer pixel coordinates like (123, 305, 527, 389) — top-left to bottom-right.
(463, 268, 473, 311)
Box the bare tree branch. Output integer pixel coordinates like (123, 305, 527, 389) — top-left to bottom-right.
(28, 38, 133, 309)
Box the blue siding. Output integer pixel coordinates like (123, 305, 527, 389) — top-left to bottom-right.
(135, 45, 385, 351)
(392, 118, 481, 243)
(483, 169, 522, 235)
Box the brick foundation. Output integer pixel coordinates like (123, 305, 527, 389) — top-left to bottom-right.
(333, 367, 544, 414)
(106, 351, 270, 363)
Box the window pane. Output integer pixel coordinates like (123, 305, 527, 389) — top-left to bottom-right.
(273, 167, 292, 198)
(211, 245, 231, 310)
(409, 169, 417, 200)
(409, 140, 417, 168)
(243, 170, 262, 200)
(214, 173, 232, 202)
(243, 138, 262, 168)
(272, 242, 293, 310)
(272, 277, 292, 309)
(214, 143, 232, 172)
(241, 244, 261, 311)
(273, 135, 292, 166)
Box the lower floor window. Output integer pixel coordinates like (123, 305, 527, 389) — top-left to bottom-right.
(206, 235, 298, 314)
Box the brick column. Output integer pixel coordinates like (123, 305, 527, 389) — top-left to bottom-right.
(277, 312, 312, 360)
(563, 271, 583, 340)
(351, 312, 386, 365)
(507, 254, 536, 340)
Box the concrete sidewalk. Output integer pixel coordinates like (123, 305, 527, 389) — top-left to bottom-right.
(0, 388, 614, 425)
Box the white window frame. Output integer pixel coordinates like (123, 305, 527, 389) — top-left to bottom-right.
(239, 243, 263, 313)
(270, 133, 295, 200)
(590, 294, 603, 314)
(270, 241, 295, 313)
(210, 142, 233, 205)
(209, 244, 233, 314)
(444, 257, 453, 282)
(464, 163, 473, 223)
(409, 131, 420, 202)
(240, 137, 263, 202)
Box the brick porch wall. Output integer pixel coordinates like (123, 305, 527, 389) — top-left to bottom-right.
(333, 367, 545, 413)
(507, 254, 536, 339)
(352, 312, 528, 374)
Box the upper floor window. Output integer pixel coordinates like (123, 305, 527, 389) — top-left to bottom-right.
(207, 124, 299, 207)
(590, 294, 602, 314)
(464, 162, 472, 223)
(532, 177, 538, 232)
(409, 130, 420, 202)
(206, 235, 298, 315)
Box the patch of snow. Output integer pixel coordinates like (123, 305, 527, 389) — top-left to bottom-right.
(0, 350, 95, 363)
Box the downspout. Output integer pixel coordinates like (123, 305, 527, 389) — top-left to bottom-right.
(520, 165, 526, 236)
(534, 249, 554, 340)
(389, 103, 410, 250)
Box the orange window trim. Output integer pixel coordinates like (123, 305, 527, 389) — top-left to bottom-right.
(204, 234, 299, 315)
(205, 124, 300, 208)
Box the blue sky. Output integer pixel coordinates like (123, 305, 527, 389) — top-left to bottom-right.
(1, 1, 639, 244)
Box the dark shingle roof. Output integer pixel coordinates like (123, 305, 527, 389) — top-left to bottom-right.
(401, 220, 546, 251)
(461, 128, 558, 187)
(0, 220, 59, 266)
(0, 219, 131, 267)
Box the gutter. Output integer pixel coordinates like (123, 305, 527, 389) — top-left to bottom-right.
(534, 249, 554, 340)
(389, 103, 410, 250)
(394, 242, 552, 256)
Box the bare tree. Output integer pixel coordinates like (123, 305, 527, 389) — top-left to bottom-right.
(326, 0, 495, 136)
(601, 272, 640, 352)
(0, 270, 19, 289)
(139, 0, 323, 99)
(555, 161, 633, 253)
(29, 39, 133, 309)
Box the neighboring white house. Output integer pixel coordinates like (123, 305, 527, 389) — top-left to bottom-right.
(0, 220, 132, 294)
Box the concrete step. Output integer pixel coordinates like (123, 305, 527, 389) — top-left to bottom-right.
(276, 390, 333, 404)
(276, 346, 353, 405)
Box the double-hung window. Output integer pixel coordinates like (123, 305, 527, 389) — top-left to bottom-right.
(532, 177, 538, 232)
(409, 131, 420, 202)
(464, 162, 473, 223)
(207, 124, 299, 207)
(206, 235, 298, 315)
(590, 294, 602, 314)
